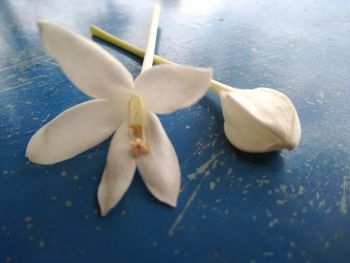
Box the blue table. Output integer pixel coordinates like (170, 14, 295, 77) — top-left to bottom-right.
(1, 0, 350, 262)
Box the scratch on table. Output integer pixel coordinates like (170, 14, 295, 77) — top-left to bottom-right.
(339, 175, 350, 214)
(181, 150, 222, 192)
(169, 151, 223, 236)
(40, 113, 51, 125)
(0, 81, 33, 94)
(182, 138, 217, 166)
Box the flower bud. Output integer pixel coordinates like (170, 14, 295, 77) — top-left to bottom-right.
(219, 87, 301, 153)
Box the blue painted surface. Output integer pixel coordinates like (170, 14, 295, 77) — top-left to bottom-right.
(1, 0, 350, 262)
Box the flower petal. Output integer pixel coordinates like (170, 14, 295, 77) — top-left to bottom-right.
(134, 64, 212, 114)
(26, 99, 119, 164)
(98, 121, 136, 216)
(38, 21, 134, 98)
(136, 112, 180, 207)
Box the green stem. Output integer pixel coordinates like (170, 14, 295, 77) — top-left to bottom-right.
(141, 4, 160, 72)
(90, 25, 236, 94)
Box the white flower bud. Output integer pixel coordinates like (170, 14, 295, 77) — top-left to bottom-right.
(219, 87, 301, 153)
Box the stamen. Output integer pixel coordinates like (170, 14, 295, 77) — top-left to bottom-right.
(130, 138, 150, 158)
(129, 124, 142, 138)
(128, 95, 149, 158)
(137, 138, 150, 153)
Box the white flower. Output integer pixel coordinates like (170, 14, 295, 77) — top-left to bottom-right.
(26, 21, 212, 216)
(89, 27, 302, 154)
(217, 85, 301, 153)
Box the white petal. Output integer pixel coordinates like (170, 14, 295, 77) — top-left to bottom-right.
(98, 121, 136, 216)
(26, 99, 120, 164)
(220, 88, 301, 152)
(38, 21, 134, 99)
(136, 112, 180, 207)
(134, 64, 212, 114)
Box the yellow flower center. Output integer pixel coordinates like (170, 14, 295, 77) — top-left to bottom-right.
(128, 94, 149, 158)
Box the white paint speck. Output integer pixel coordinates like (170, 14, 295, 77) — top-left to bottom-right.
(65, 200, 73, 207)
(204, 171, 211, 177)
(318, 200, 326, 208)
(339, 176, 350, 214)
(265, 209, 272, 218)
(263, 251, 274, 257)
(316, 191, 320, 200)
(209, 182, 216, 190)
(268, 218, 279, 228)
(39, 240, 45, 248)
(276, 199, 287, 205)
(297, 185, 305, 196)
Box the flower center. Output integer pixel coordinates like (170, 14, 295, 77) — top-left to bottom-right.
(128, 94, 149, 158)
